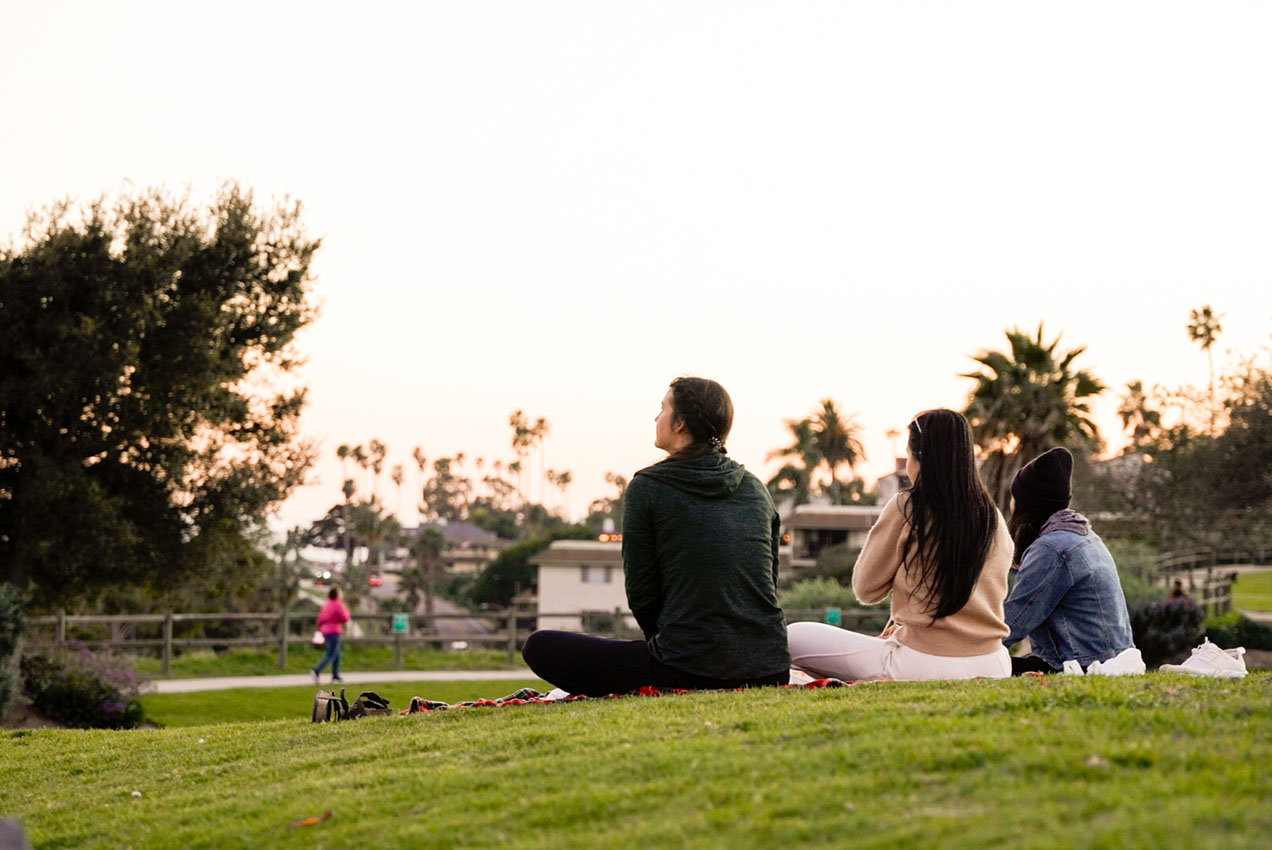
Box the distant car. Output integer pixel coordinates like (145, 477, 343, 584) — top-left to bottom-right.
(368, 573, 383, 586)
(314, 569, 333, 587)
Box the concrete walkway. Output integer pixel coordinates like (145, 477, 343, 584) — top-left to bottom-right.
(146, 668, 538, 694)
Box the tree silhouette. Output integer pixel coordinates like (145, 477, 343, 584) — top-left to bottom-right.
(1187, 305, 1224, 434)
(766, 418, 822, 506)
(963, 324, 1104, 512)
(812, 399, 865, 495)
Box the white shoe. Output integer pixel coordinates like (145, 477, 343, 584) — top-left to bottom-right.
(1159, 639, 1247, 678)
(1087, 647, 1146, 676)
(310, 670, 319, 686)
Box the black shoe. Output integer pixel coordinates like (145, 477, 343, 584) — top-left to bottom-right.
(331, 676, 344, 683)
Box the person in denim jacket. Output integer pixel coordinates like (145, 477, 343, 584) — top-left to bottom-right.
(1002, 448, 1136, 674)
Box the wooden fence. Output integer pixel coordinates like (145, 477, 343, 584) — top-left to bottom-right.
(1154, 547, 1272, 616)
(21, 607, 881, 673)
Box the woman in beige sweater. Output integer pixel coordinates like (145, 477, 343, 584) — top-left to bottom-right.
(788, 409, 1012, 680)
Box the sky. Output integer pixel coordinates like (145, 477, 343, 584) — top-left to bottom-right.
(3, 2, 1270, 529)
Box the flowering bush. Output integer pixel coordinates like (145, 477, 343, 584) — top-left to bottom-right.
(20, 643, 147, 729)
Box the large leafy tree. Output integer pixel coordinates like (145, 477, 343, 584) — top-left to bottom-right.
(0, 184, 318, 609)
(963, 325, 1105, 511)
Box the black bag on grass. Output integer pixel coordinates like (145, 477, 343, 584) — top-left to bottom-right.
(311, 689, 392, 722)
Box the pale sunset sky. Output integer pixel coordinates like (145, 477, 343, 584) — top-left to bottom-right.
(3, 2, 1270, 528)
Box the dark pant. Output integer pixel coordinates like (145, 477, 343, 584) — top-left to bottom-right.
(521, 630, 788, 696)
(1011, 654, 1060, 676)
(314, 633, 342, 678)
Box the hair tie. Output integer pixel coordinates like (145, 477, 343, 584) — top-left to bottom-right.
(708, 436, 726, 453)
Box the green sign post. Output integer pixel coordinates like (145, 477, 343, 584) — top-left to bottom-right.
(392, 613, 409, 634)
(823, 607, 842, 627)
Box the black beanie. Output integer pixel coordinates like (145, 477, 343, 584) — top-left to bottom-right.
(1010, 447, 1073, 514)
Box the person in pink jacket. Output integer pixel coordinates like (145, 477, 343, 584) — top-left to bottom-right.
(312, 586, 352, 684)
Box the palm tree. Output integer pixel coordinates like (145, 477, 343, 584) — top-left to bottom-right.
(509, 410, 533, 505)
(410, 527, 445, 618)
(1118, 380, 1162, 451)
(766, 418, 822, 506)
(1187, 305, 1223, 433)
(963, 324, 1105, 512)
(351, 444, 369, 497)
(340, 477, 356, 564)
(368, 439, 387, 499)
(812, 399, 865, 493)
(390, 464, 404, 519)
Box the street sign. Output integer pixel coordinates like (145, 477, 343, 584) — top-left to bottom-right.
(392, 613, 409, 633)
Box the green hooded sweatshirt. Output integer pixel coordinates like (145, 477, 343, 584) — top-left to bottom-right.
(622, 453, 790, 681)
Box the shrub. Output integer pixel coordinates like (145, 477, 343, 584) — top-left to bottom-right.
(20, 643, 147, 729)
(807, 543, 861, 584)
(1105, 539, 1161, 583)
(779, 577, 859, 612)
(0, 583, 23, 717)
(1130, 599, 1204, 667)
(1203, 611, 1272, 651)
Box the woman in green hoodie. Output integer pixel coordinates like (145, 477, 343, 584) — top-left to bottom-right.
(522, 377, 790, 696)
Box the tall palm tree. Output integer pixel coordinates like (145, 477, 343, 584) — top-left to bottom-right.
(509, 410, 533, 505)
(766, 418, 822, 506)
(1187, 305, 1223, 433)
(390, 464, 404, 519)
(369, 439, 387, 499)
(963, 324, 1105, 511)
(812, 399, 865, 492)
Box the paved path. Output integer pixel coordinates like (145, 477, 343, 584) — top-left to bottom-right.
(146, 668, 538, 694)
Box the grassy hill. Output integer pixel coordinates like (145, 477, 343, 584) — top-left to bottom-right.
(3, 674, 1270, 849)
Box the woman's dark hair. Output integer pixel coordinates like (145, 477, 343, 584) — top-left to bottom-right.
(328, 586, 341, 600)
(664, 376, 733, 461)
(1008, 505, 1052, 566)
(901, 409, 997, 619)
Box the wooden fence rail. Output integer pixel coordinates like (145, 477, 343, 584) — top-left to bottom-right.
(21, 606, 882, 674)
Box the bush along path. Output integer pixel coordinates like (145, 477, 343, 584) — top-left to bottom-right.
(3, 673, 1270, 850)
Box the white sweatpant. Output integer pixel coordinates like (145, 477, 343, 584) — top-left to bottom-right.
(787, 621, 1011, 682)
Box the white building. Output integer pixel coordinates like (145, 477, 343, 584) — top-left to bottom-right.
(530, 540, 633, 631)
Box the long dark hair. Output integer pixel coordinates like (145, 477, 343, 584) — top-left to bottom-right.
(663, 376, 733, 462)
(901, 409, 997, 619)
(1008, 507, 1052, 566)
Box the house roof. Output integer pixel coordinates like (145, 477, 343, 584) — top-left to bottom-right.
(785, 504, 884, 531)
(529, 539, 623, 567)
(412, 520, 499, 546)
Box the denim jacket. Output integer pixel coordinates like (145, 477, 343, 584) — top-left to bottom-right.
(1002, 510, 1134, 670)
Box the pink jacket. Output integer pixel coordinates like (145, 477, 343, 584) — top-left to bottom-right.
(317, 599, 352, 635)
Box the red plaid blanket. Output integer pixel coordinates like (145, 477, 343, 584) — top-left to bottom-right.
(401, 678, 861, 715)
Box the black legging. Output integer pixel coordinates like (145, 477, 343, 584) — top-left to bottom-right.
(521, 630, 789, 696)
(1011, 654, 1061, 676)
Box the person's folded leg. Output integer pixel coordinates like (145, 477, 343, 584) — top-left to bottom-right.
(787, 621, 890, 681)
(522, 630, 655, 696)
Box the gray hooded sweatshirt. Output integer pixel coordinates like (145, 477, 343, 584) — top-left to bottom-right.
(622, 453, 790, 680)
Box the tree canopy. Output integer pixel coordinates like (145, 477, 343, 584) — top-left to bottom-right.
(0, 184, 319, 609)
(963, 324, 1104, 511)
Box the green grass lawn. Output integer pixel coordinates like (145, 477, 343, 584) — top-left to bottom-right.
(1233, 570, 1272, 612)
(141, 679, 546, 727)
(5, 674, 1271, 849)
(132, 645, 517, 679)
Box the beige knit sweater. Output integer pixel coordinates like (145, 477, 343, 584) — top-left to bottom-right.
(852, 491, 1011, 657)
